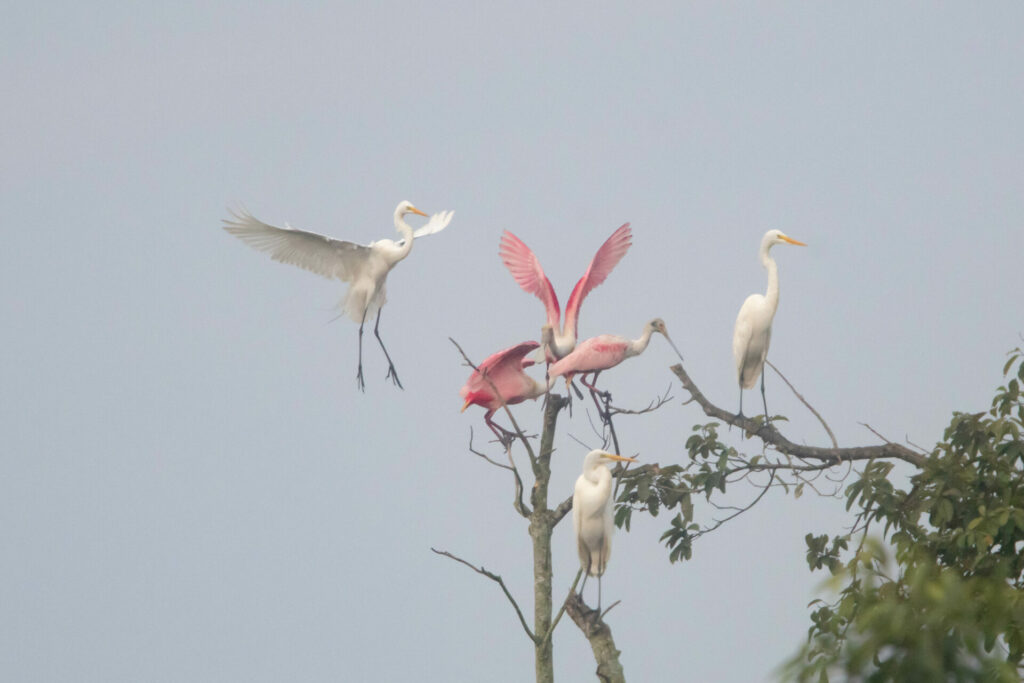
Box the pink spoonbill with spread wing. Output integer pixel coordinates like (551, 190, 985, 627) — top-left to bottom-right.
(499, 224, 632, 361)
(460, 341, 552, 442)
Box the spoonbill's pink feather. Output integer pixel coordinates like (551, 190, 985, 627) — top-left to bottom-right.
(563, 223, 632, 338)
(460, 341, 543, 417)
(498, 232, 561, 330)
(547, 335, 630, 379)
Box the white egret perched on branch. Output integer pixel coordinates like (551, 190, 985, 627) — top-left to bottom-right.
(223, 201, 453, 391)
(732, 229, 806, 419)
(573, 449, 637, 610)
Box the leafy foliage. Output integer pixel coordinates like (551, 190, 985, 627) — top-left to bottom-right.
(787, 348, 1024, 681)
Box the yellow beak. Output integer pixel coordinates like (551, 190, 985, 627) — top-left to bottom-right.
(603, 453, 638, 463)
(409, 207, 428, 218)
(780, 234, 807, 246)
(461, 399, 471, 413)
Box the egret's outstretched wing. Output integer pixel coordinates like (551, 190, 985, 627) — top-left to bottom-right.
(413, 210, 454, 239)
(222, 208, 371, 282)
(394, 210, 454, 248)
(499, 231, 561, 330)
(564, 223, 632, 338)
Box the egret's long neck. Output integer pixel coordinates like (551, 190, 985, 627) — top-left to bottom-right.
(394, 213, 415, 261)
(585, 463, 612, 487)
(760, 243, 780, 313)
(627, 325, 655, 357)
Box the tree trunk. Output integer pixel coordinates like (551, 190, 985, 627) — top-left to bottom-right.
(531, 395, 566, 683)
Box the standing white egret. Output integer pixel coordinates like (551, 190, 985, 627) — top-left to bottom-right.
(223, 201, 453, 391)
(732, 229, 806, 419)
(573, 449, 637, 609)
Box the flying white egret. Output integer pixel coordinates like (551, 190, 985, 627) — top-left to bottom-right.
(573, 449, 637, 610)
(732, 229, 806, 419)
(223, 201, 453, 391)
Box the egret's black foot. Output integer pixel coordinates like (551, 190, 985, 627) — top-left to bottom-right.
(356, 366, 366, 392)
(385, 364, 404, 389)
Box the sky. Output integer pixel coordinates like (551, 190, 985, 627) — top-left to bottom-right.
(2, 2, 1023, 681)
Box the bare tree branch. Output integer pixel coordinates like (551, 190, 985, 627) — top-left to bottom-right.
(539, 569, 583, 648)
(671, 364, 927, 467)
(606, 384, 675, 417)
(431, 547, 537, 643)
(468, 427, 514, 471)
(505, 442, 532, 518)
(553, 494, 574, 526)
(766, 360, 838, 448)
(690, 471, 776, 541)
(564, 591, 626, 683)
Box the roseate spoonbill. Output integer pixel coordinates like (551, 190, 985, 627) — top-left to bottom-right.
(460, 341, 551, 442)
(547, 318, 681, 395)
(732, 230, 806, 419)
(223, 201, 453, 391)
(574, 449, 637, 609)
(499, 223, 632, 361)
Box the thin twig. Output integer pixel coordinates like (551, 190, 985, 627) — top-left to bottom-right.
(691, 470, 776, 541)
(599, 600, 622, 621)
(540, 569, 583, 648)
(860, 422, 894, 447)
(431, 547, 537, 643)
(905, 436, 931, 456)
(468, 427, 514, 471)
(766, 360, 838, 448)
(606, 385, 675, 417)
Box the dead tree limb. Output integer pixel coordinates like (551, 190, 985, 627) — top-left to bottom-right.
(670, 364, 926, 468)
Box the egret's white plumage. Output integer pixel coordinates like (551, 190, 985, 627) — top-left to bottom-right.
(573, 449, 636, 608)
(732, 229, 805, 417)
(223, 200, 453, 390)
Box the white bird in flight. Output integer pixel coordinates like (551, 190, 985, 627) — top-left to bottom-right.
(223, 201, 453, 391)
(573, 449, 636, 610)
(732, 229, 806, 419)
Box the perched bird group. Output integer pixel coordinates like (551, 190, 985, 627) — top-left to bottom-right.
(222, 199, 805, 608)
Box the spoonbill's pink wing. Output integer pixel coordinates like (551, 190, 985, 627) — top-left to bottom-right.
(563, 223, 632, 338)
(547, 334, 629, 378)
(461, 341, 541, 399)
(499, 231, 561, 330)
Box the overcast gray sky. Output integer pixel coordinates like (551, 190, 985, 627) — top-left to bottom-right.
(2, 3, 1023, 681)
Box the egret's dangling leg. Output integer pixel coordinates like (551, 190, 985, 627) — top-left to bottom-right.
(356, 310, 367, 392)
(760, 368, 768, 422)
(598, 575, 602, 613)
(374, 309, 403, 389)
(579, 569, 590, 598)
